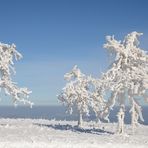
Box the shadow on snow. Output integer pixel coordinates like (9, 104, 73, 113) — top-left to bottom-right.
(34, 123, 114, 135)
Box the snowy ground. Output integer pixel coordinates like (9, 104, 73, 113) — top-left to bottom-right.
(0, 119, 147, 148)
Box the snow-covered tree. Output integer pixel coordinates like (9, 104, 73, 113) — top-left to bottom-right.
(0, 42, 33, 106)
(58, 65, 91, 126)
(98, 32, 148, 133)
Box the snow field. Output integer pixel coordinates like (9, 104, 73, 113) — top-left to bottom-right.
(0, 119, 147, 148)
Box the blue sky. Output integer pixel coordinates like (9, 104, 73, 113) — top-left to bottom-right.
(0, 0, 148, 105)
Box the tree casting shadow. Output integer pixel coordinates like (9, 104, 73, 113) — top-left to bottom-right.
(34, 123, 114, 135)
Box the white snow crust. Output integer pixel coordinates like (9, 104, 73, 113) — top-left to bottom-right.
(0, 119, 147, 148)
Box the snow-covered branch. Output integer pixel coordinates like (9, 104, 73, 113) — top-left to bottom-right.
(0, 42, 33, 107)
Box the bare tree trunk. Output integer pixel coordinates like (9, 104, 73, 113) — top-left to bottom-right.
(78, 111, 83, 127)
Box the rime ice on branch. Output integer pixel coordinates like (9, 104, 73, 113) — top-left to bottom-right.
(0, 43, 33, 106)
(100, 32, 148, 132)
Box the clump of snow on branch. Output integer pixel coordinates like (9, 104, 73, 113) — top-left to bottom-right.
(0, 42, 33, 106)
(99, 31, 148, 132)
